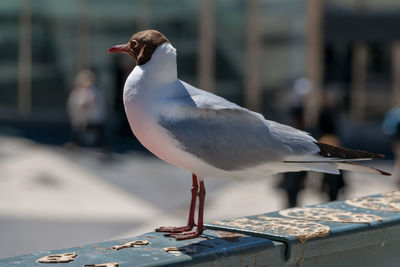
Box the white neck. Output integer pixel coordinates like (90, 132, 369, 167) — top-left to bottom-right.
(141, 42, 177, 83)
(123, 42, 177, 103)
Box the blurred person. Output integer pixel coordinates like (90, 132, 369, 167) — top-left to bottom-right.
(318, 90, 346, 201)
(67, 69, 107, 151)
(277, 78, 310, 207)
(382, 107, 400, 184)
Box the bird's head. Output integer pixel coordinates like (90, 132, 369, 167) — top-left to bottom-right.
(108, 30, 169, 65)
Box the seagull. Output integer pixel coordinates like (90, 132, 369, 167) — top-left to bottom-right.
(108, 30, 390, 240)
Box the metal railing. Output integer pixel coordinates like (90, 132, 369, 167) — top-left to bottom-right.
(1, 190, 400, 266)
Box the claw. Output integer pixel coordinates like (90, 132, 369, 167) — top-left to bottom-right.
(155, 225, 194, 233)
(166, 230, 203, 240)
(165, 225, 205, 240)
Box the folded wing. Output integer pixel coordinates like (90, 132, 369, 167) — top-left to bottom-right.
(158, 82, 319, 171)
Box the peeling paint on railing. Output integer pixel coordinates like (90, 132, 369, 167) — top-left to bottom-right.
(2, 190, 400, 266)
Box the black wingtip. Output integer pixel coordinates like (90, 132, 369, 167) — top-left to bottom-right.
(316, 142, 385, 160)
(339, 161, 392, 176)
(380, 170, 392, 176)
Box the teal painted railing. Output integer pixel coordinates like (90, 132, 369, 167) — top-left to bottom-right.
(1, 190, 400, 266)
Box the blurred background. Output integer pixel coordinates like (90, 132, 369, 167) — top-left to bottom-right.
(1, 0, 399, 258)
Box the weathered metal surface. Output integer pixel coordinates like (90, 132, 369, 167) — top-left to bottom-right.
(111, 240, 149, 250)
(207, 189, 400, 263)
(346, 190, 400, 212)
(212, 216, 330, 244)
(36, 252, 77, 263)
(2, 190, 400, 266)
(0, 230, 285, 266)
(279, 207, 382, 224)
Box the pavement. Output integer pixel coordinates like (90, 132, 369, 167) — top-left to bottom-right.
(0, 136, 397, 258)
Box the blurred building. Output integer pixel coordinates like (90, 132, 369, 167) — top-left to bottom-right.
(0, 0, 399, 152)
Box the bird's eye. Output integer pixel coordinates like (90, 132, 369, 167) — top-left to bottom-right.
(131, 40, 138, 48)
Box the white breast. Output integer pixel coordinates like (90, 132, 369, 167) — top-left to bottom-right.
(124, 99, 206, 174)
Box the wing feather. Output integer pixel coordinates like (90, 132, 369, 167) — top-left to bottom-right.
(158, 82, 319, 171)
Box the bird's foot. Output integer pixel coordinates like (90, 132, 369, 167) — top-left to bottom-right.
(155, 224, 195, 233)
(165, 226, 205, 240)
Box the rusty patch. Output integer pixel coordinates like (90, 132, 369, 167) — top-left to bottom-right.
(83, 263, 118, 267)
(279, 207, 382, 223)
(345, 190, 400, 212)
(36, 252, 77, 263)
(215, 230, 244, 242)
(383, 190, 400, 198)
(112, 240, 149, 250)
(213, 216, 330, 243)
(162, 247, 196, 255)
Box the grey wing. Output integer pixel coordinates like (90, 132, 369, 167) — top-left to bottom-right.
(158, 93, 319, 171)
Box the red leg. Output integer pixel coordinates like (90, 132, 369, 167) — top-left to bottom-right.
(168, 179, 206, 240)
(156, 174, 198, 233)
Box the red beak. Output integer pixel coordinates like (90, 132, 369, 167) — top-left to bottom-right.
(108, 44, 130, 54)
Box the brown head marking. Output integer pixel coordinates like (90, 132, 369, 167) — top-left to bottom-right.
(108, 30, 169, 65)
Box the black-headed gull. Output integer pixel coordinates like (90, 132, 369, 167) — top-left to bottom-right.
(108, 30, 390, 240)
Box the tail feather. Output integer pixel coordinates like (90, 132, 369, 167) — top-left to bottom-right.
(336, 162, 391, 176)
(283, 142, 390, 176)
